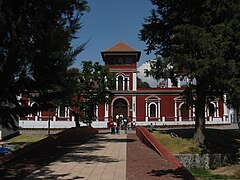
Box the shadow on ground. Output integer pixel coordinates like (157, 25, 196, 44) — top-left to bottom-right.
(0, 133, 131, 179)
(147, 168, 192, 179)
(159, 128, 240, 154)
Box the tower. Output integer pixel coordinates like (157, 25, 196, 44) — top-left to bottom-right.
(101, 41, 141, 91)
(101, 41, 141, 121)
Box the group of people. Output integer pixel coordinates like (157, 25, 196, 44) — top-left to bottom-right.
(107, 114, 136, 134)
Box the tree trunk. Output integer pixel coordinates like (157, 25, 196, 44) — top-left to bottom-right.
(74, 95, 81, 127)
(193, 82, 206, 146)
(237, 106, 240, 130)
(74, 113, 80, 127)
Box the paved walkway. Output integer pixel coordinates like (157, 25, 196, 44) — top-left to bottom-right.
(24, 133, 127, 180)
(0, 130, 191, 179)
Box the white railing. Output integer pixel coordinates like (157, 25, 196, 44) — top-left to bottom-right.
(19, 116, 230, 129)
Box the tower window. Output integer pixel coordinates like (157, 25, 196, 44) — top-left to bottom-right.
(118, 58, 123, 64)
(125, 78, 128, 90)
(118, 76, 123, 90)
(126, 58, 132, 64)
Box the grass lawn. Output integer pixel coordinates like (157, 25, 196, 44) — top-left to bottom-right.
(6, 134, 48, 149)
(152, 128, 240, 179)
(152, 130, 202, 154)
(189, 168, 238, 180)
(152, 128, 240, 154)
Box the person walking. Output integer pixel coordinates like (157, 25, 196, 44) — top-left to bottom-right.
(108, 120, 115, 134)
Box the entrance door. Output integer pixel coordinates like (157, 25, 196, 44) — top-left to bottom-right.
(181, 104, 189, 121)
(113, 98, 128, 120)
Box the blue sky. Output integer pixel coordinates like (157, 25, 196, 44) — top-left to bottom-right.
(72, 0, 156, 67)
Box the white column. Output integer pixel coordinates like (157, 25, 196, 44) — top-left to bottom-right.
(179, 116, 182, 121)
(65, 107, 68, 117)
(57, 106, 60, 117)
(104, 103, 108, 121)
(162, 116, 165, 122)
(67, 108, 70, 121)
(158, 101, 161, 121)
(116, 78, 118, 90)
(123, 78, 125, 90)
(223, 95, 229, 121)
(174, 101, 177, 121)
(189, 109, 192, 121)
(39, 111, 42, 121)
(132, 96, 136, 121)
(209, 116, 213, 121)
(216, 101, 219, 117)
(127, 78, 130, 90)
(95, 105, 99, 121)
(145, 101, 148, 122)
(133, 72, 137, 91)
(154, 104, 157, 117)
(193, 105, 195, 119)
(205, 106, 207, 117)
(27, 100, 30, 120)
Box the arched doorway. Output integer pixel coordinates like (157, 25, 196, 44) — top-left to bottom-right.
(181, 104, 189, 121)
(113, 98, 128, 120)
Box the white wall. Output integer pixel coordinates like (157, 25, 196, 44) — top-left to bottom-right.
(19, 120, 108, 129)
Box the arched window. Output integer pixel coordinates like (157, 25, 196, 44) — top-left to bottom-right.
(124, 78, 128, 90)
(209, 103, 215, 117)
(118, 76, 123, 90)
(31, 103, 39, 117)
(59, 104, 66, 117)
(150, 104, 156, 117)
(181, 104, 189, 121)
(146, 96, 160, 120)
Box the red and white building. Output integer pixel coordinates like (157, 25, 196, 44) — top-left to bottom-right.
(19, 42, 233, 128)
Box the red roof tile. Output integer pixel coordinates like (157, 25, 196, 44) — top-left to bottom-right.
(104, 41, 137, 52)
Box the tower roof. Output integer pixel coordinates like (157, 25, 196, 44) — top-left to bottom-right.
(101, 41, 141, 62)
(104, 41, 138, 52)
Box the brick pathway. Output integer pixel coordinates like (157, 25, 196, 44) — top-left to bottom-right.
(127, 133, 186, 180)
(0, 130, 192, 179)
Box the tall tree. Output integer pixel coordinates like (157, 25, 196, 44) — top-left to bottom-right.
(140, 0, 240, 145)
(63, 61, 115, 127)
(0, 0, 89, 129)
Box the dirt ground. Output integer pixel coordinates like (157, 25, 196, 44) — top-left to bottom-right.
(210, 164, 240, 177)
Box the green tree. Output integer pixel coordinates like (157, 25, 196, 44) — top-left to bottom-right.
(63, 61, 115, 127)
(140, 0, 240, 145)
(227, 78, 240, 129)
(0, 0, 89, 129)
(137, 77, 150, 88)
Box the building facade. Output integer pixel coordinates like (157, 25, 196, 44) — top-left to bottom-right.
(19, 42, 232, 128)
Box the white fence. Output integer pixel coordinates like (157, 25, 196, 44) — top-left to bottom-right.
(19, 117, 230, 129)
